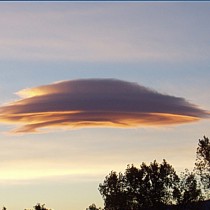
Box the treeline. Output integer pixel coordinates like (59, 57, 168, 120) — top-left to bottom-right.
(87, 136, 210, 210)
(2, 204, 52, 210)
(25, 203, 52, 210)
(2, 136, 210, 210)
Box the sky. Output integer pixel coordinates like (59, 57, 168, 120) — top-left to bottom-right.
(0, 1, 210, 210)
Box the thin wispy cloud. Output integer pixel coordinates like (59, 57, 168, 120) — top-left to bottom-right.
(0, 3, 209, 63)
(0, 79, 209, 134)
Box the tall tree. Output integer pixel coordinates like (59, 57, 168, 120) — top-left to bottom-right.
(125, 160, 180, 210)
(99, 160, 180, 210)
(195, 136, 210, 197)
(175, 169, 203, 206)
(99, 171, 128, 210)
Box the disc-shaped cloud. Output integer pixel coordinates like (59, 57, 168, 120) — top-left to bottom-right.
(0, 79, 209, 133)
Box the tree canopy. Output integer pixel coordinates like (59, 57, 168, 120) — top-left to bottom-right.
(93, 136, 210, 210)
(24, 203, 51, 210)
(98, 159, 203, 210)
(195, 136, 210, 198)
(86, 203, 102, 210)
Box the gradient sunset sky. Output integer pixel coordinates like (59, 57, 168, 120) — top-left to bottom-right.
(0, 2, 210, 210)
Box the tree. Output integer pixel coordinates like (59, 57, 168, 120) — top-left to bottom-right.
(99, 160, 180, 210)
(86, 203, 103, 210)
(195, 136, 210, 197)
(99, 171, 128, 210)
(125, 160, 180, 210)
(33, 204, 49, 210)
(91, 136, 210, 209)
(175, 169, 203, 207)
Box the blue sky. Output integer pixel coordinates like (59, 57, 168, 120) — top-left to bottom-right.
(0, 2, 210, 210)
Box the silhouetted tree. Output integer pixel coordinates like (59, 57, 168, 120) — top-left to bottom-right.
(99, 171, 128, 210)
(195, 136, 210, 198)
(86, 203, 103, 210)
(175, 169, 203, 209)
(33, 204, 49, 210)
(90, 136, 210, 210)
(99, 160, 180, 210)
(125, 160, 180, 210)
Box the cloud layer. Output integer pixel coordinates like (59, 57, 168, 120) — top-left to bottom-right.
(0, 79, 209, 133)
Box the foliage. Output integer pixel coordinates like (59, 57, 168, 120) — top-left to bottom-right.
(86, 203, 103, 210)
(33, 204, 50, 210)
(125, 160, 180, 209)
(175, 169, 203, 206)
(24, 203, 51, 210)
(195, 136, 210, 197)
(99, 160, 180, 210)
(99, 171, 128, 210)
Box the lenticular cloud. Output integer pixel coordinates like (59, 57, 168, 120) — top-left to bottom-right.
(0, 78, 209, 133)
